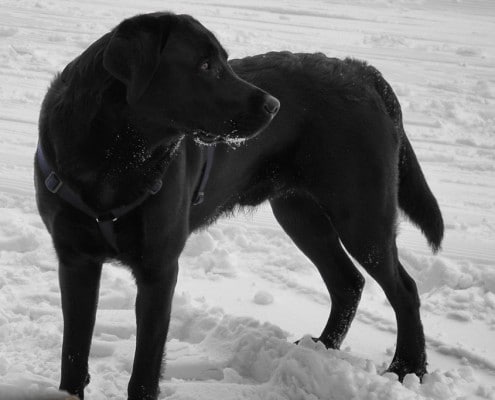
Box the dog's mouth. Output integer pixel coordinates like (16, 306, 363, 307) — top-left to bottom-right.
(192, 129, 258, 148)
(192, 130, 223, 145)
(192, 113, 275, 147)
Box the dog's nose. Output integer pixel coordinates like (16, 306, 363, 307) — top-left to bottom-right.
(263, 95, 280, 115)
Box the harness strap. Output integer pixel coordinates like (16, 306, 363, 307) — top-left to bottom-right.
(192, 146, 215, 205)
(36, 142, 215, 252)
(36, 145, 162, 252)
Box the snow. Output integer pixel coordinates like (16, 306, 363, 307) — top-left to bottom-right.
(0, 0, 494, 399)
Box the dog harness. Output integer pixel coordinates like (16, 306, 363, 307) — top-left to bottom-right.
(36, 143, 215, 252)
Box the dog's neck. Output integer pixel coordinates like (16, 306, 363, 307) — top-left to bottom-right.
(89, 120, 182, 210)
(45, 93, 182, 211)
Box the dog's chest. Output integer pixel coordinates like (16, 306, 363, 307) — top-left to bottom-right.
(93, 126, 169, 210)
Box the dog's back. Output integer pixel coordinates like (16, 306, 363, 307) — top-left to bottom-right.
(232, 53, 443, 252)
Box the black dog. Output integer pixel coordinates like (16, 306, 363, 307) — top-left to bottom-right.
(35, 12, 443, 400)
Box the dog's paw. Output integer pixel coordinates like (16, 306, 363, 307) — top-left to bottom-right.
(294, 336, 320, 346)
(294, 335, 342, 350)
(386, 360, 427, 383)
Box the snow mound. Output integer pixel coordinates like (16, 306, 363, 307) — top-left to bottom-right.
(399, 249, 495, 323)
(162, 294, 482, 400)
(253, 290, 274, 305)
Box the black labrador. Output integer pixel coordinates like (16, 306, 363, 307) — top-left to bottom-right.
(35, 12, 444, 400)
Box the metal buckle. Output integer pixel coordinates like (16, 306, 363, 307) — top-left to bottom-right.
(149, 179, 163, 195)
(192, 191, 204, 206)
(96, 213, 118, 223)
(45, 171, 63, 193)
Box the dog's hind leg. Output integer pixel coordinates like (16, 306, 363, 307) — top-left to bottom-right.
(58, 257, 102, 399)
(334, 209, 427, 380)
(270, 195, 365, 349)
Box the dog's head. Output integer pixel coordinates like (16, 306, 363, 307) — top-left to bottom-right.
(103, 12, 279, 145)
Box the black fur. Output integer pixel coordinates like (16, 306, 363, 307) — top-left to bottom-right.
(35, 12, 443, 400)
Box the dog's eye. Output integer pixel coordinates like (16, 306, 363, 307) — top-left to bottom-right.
(199, 60, 210, 71)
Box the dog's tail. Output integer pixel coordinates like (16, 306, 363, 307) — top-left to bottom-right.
(397, 133, 444, 252)
(368, 65, 444, 252)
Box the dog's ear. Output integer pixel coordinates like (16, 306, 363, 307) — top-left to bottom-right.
(103, 15, 171, 105)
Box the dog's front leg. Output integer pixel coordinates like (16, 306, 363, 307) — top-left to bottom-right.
(59, 258, 102, 399)
(128, 262, 178, 400)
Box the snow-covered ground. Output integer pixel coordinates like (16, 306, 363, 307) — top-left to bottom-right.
(1, 0, 494, 399)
